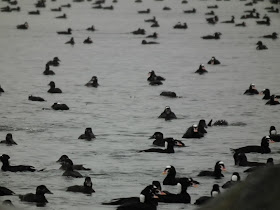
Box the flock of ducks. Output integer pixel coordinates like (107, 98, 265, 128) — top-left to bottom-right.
(0, 0, 279, 209)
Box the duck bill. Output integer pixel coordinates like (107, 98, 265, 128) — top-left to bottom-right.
(159, 191, 166, 195)
(192, 184, 199, 188)
(46, 189, 53, 194)
(221, 167, 226, 171)
(162, 170, 167, 175)
(153, 195, 159, 199)
(269, 140, 275, 143)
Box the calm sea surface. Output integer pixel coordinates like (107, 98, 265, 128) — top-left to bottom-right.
(0, 0, 279, 209)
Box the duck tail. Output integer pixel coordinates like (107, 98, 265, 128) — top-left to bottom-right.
(208, 119, 213, 127)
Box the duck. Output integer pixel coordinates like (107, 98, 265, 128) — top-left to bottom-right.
(260, 89, 280, 100)
(51, 7, 61, 11)
(256, 41, 268, 50)
(103, 5, 113, 10)
(147, 70, 165, 82)
(29, 95, 45, 102)
(86, 25, 95, 31)
(55, 13, 67, 19)
(222, 172, 241, 189)
(162, 6, 171, 10)
(244, 83, 259, 95)
(206, 16, 219, 24)
(201, 32, 221, 39)
(43, 64, 55, 75)
(16, 22, 28, 29)
(160, 91, 177, 98)
(235, 22, 246, 27)
(62, 158, 83, 178)
(0, 154, 36, 172)
(10, 6, 20, 11)
(208, 119, 229, 126)
(116, 185, 158, 210)
(241, 12, 259, 19)
(35, 0, 45, 8)
(183, 8, 196, 13)
(205, 10, 214, 15)
(0, 85, 4, 93)
(146, 32, 158, 39)
(47, 57, 60, 66)
(139, 138, 175, 153)
(268, 8, 279, 13)
(269, 126, 280, 142)
(67, 177, 95, 194)
(65, 37, 75, 45)
(244, 8, 256, 13)
(262, 32, 278, 39)
(195, 64, 208, 74)
(83, 37, 93, 44)
(85, 76, 99, 87)
(51, 102, 69, 110)
(244, 158, 274, 173)
(173, 22, 188, 29)
(182, 124, 204, 139)
(157, 178, 197, 203)
(142, 40, 159, 45)
(78, 128, 96, 140)
(138, 8, 150, 14)
(266, 95, 280, 105)
(28, 10, 40, 15)
(221, 15, 235, 23)
(19, 185, 52, 206)
(207, 56, 220, 65)
(0, 133, 17, 145)
(92, 4, 103, 9)
(131, 28, 145, 35)
(231, 136, 274, 154)
(47, 81, 62, 93)
(233, 153, 266, 166)
(149, 132, 185, 147)
(61, 3, 71, 7)
(0, 186, 15, 196)
(57, 155, 91, 170)
(256, 17, 270, 25)
(57, 28, 72, 35)
(1, 6, 12, 12)
(207, 5, 218, 9)
(194, 184, 220, 205)
(151, 21, 159, 27)
(198, 161, 226, 179)
(145, 16, 156, 23)
(198, 119, 208, 134)
(158, 106, 177, 120)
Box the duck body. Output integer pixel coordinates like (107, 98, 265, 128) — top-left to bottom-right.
(19, 185, 52, 206)
(198, 161, 225, 179)
(0, 154, 35, 172)
(67, 177, 95, 194)
(51, 103, 69, 110)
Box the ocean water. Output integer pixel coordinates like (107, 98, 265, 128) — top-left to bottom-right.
(0, 0, 279, 209)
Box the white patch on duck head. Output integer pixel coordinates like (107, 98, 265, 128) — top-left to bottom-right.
(271, 130, 277, 135)
(231, 175, 238, 182)
(139, 194, 145, 203)
(212, 191, 219, 197)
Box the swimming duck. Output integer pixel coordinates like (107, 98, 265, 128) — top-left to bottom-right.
(131, 28, 145, 35)
(149, 132, 185, 147)
(138, 8, 150, 14)
(28, 10, 40, 15)
(145, 16, 156, 23)
(201, 32, 221, 39)
(268, 8, 279, 13)
(61, 3, 71, 7)
(163, 6, 171, 10)
(0, 85, 4, 93)
(62, 158, 83, 178)
(83, 37, 93, 44)
(48, 81, 62, 93)
(0, 186, 15, 196)
(233, 153, 266, 166)
(256, 16, 270, 25)
(10, 6, 20, 11)
(158, 106, 177, 120)
(269, 126, 280, 142)
(35, 0, 45, 8)
(198, 161, 226, 179)
(103, 5, 113, 10)
(1, 6, 12, 12)
(244, 83, 259, 95)
(256, 41, 268, 50)
(65, 37, 75, 45)
(262, 32, 278, 39)
(160, 91, 177, 98)
(0, 133, 17, 145)
(260, 89, 280, 100)
(28, 95, 45, 102)
(19, 185, 52, 206)
(182, 124, 204, 138)
(222, 172, 241, 189)
(47, 57, 60, 66)
(92, 4, 103, 9)
(235, 22, 246, 27)
(146, 32, 158, 39)
(56, 13, 67, 19)
(195, 64, 208, 74)
(194, 184, 220, 205)
(140, 138, 175, 153)
(0, 154, 36, 172)
(208, 119, 229, 126)
(86, 25, 95, 31)
(151, 21, 159, 27)
(205, 10, 214, 15)
(207, 5, 218, 9)
(16, 22, 28, 29)
(142, 40, 159, 45)
(43, 64, 55, 75)
(67, 177, 95, 194)
(183, 8, 196, 13)
(57, 155, 91, 170)
(207, 56, 220, 65)
(85, 76, 99, 87)
(51, 7, 61, 11)
(78, 128, 96, 140)
(173, 22, 188, 29)
(198, 119, 208, 134)
(57, 28, 72, 35)
(51, 102, 69, 110)
(266, 95, 280, 105)
(147, 70, 165, 81)
(231, 136, 274, 154)
(244, 158, 274, 173)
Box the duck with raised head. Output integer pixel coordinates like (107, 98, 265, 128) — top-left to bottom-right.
(0, 133, 17, 145)
(201, 32, 221, 39)
(231, 136, 274, 154)
(233, 153, 266, 166)
(173, 22, 187, 29)
(17, 22, 28, 29)
(256, 41, 268, 50)
(138, 8, 150, 14)
(195, 64, 208, 74)
(207, 56, 220, 65)
(198, 119, 208, 134)
(48, 81, 62, 93)
(0, 154, 36, 172)
(65, 37, 75, 45)
(92, 4, 103, 9)
(19, 185, 52, 206)
(0, 186, 15, 196)
(151, 21, 159, 27)
(43, 64, 55, 75)
(198, 161, 226, 179)
(83, 37, 93, 44)
(268, 8, 279, 13)
(57, 28, 72, 35)
(62, 158, 83, 178)
(221, 15, 235, 23)
(262, 32, 278, 39)
(131, 28, 145, 35)
(244, 83, 259, 95)
(28, 10, 40, 15)
(47, 57, 60, 66)
(29, 95, 45, 102)
(183, 8, 196, 13)
(266, 95, 280, 105)
(145, 16, 156, 23)
(260, 88, 273, 100)
(256, 16, 270, 25)
(67, 177, 95, 194)
(57, 155, 91, 170)
(235, 22, 246, 27)
(1, 6, 11, 12)
(51, 102, 69, 110)
(207, 5, 218, 9)
(78, 128, 96, 140)
(158, 106, 177, 120)
(146, 32, 158, 39)
(87, 25, 95, 31)
(182, 124, 204, 138)
(205, 10, 214, 15)
(56, 13, 67, 19)
(206, 15, 219, 24)
(10, 6, 20, 12)
(222, 172, 241, 189)
(149, 132, 185, 147)
(85, 76, 99, 87)
(139, 138, 175, 153)
(244, 158, 274, 173)
(194, 184, 220, 205)
(147, 70, 165, 82)
(269, 126, 280, 142)
(51, 7, 61, 11)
